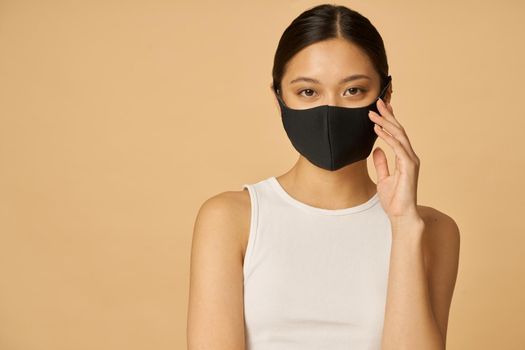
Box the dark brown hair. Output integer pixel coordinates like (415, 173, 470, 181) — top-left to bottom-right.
(271, 4, 390, 95)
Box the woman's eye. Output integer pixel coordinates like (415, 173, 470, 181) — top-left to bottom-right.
(298, 88, 366, 98)
(345, 87, 365, 96)
(298, 89, 317, 97)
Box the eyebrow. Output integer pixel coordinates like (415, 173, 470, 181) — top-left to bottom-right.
(289, 74, 371, 85)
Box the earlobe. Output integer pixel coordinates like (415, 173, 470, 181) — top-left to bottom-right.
(272, 93, 281, 110)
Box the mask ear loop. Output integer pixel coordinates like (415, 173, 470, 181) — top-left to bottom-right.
(377, 75, 392, 101)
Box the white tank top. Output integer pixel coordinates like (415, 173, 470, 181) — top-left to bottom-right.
(241, 176, 392, 350)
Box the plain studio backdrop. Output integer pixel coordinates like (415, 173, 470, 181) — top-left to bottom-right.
(0, 0, 524, 349)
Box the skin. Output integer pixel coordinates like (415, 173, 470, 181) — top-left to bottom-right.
(187, 37, 460, 349)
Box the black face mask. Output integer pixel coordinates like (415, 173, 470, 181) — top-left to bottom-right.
(274, 75, 392, 171)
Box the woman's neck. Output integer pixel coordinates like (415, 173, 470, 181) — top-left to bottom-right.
(275, 157, 377, 210)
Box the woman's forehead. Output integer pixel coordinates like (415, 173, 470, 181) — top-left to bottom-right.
(283, 39, 378, 84)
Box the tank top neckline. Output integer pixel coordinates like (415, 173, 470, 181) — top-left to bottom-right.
(268, 176, 380, 216)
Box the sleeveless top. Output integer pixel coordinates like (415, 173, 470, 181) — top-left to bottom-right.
(241, 176, 392, 350)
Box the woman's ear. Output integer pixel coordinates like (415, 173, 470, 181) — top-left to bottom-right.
(384, 82, 393, 105)
(270, 85, 280, 110)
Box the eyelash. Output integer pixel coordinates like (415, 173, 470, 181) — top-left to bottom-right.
(298, 87, 367, 98)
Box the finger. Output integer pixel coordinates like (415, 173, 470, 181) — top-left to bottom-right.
(369, 110, 417, 160)
(369, 110, 403, 138)
(385, 100, 394, 114)
(376, 98, 402, 129)
(377, 99, 420, 166)
(373, 123, 417, 174)
(372, 147, 390, 182)
(369, 107, 418, 163)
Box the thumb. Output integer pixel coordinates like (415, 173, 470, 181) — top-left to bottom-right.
(372, 147, 390, 182)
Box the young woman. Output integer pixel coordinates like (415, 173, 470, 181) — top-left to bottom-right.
(187, 4, 460, 350)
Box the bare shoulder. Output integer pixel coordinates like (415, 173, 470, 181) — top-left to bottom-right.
(417, 204, 461, 287)
(193, 189, 251, 258)
(417, 205, 461, 261)
(417, 205, 461, 248)
(187, 189, 251, 348)
(198, 189, 251, 215)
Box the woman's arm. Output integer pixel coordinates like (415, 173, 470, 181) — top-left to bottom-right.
(187, 192, 248, 350)
(380, 213, 460, 350)
(421, 208, 461, 345)
(368, 98, 460, 349)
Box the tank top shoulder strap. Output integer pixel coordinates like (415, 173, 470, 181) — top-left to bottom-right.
(241, 176, 281, 279)
(242, 176, 285, 218)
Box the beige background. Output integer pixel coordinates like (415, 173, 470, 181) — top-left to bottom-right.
(0, 0, 524, 349)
